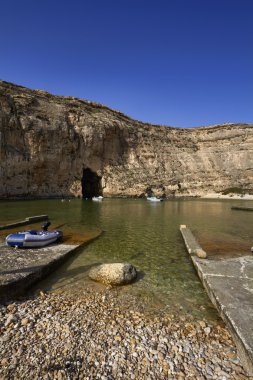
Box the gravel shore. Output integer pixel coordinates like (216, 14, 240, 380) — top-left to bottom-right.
(0, 289, 252, 380)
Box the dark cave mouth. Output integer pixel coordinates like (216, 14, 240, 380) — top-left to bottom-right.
(82, 168, 102, 198)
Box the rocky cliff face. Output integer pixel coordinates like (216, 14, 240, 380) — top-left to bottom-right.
(0, 80, 252, 199)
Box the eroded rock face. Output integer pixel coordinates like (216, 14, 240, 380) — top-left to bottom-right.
(89, 263, 137, 285)
(0, 80, 253, 199)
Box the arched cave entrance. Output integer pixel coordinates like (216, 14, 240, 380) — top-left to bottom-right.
(82, 168, 102, 198)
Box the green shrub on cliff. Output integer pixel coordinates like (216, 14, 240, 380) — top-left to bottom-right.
(222, 187, 244, 195)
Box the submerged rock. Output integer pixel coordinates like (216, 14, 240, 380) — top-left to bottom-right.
(195, 248, 207, 259)
(89, 263, 137, 285)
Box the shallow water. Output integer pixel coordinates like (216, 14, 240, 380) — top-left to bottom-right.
(1, 198, 253, 320)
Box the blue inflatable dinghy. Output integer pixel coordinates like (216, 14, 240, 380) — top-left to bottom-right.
(6, 222, 63, 248)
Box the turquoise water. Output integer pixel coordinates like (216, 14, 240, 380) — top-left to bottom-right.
(1, 198, 253, 319)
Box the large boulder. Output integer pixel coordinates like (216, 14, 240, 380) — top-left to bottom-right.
(89, 263, 137, 285)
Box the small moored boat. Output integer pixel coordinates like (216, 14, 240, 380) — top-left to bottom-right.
(6, 222, 63, 248)
(92, 196, 103, 201)
(147, 196, 163, 202)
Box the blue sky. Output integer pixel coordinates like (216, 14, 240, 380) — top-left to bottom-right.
(0, 0, 252, 127)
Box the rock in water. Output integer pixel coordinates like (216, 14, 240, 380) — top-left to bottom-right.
(195, 248, 207, 259)
(89, 263, 137, 285)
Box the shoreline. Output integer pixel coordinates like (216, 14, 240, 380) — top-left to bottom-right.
(0, 289, 252, 379)
(0, 193, 253, 201)
(201, 193, 253, 200)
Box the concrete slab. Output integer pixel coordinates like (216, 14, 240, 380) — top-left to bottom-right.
(180, 225, 253, 376)
(0, 243, 80, 302)
(180, 224, 202, 254)
(231, 206, 253, 211)
(0, 215, 48, 230)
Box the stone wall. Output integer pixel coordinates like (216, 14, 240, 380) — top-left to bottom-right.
(0, 80, 252, 198)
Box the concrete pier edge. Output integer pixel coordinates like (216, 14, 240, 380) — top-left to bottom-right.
(231, 206, 253, 212)
(0, 244, 78, 302)
(0, 232, 102, 303)
(0, 215, 49, 231)
(180, 224, 253, 376)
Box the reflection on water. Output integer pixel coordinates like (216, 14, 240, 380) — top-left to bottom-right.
(1, 198, 253, 320)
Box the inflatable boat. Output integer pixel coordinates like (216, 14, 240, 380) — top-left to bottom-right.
(6, 230, 63, 248)
(6, 222, 63, 248)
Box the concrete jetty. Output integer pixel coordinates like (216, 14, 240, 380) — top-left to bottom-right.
(231, 206, 253, 211)
(0, 243, 77, 302)
(0, 215, 48, 231)
(180, 225, 253, 376)
(0, 232, 102, 303)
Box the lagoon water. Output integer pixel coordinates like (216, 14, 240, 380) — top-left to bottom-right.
(1, 198, 253, 320)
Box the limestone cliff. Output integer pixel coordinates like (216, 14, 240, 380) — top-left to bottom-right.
(0, 80, 252, 199)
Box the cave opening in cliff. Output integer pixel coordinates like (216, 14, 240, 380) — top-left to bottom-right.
(82, 168, 102, 198)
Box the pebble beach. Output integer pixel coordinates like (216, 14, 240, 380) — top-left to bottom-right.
(0, 289, 252, 380)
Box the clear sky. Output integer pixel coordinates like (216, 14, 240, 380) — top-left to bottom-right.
(0, 0, 252, 127)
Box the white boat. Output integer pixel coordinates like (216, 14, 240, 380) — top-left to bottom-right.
(147, 196, 163, 202)
(92, 196, 103, 201)
(6, 225, 63, 248)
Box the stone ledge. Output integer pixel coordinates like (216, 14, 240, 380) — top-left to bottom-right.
(180, 225, 253, 376)
(0, 215, 48, 231)
(0, 243, 79, 302)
